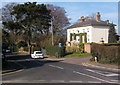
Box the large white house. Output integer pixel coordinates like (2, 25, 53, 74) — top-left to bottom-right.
(66, 12, 116, 46)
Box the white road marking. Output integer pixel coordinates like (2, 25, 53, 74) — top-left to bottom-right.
(86, 63, 119, 71)
(69, 81, 82, 83)
(87, 81, 102, 83)
(51, 80, 65, 82)
(86, 69, 118, 77)
(86, 69, 105, 76)
(106, 73, 119, 76)
(73, 71, 111, 83)
(3, 80, 46, 83)
(49, 65, 64, 69)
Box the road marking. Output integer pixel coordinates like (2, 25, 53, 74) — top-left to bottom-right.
(73, 71, 111, 83)
(86, 69, 119, 77)
(51, 80, 65, 82)
(86, 69, 106, 76)
(69, 81, 82, 83)
(82, 63, 88, 66)
(111, 80, 119, 82)
(1, 69, 24, 76)
(49, 65, 64, 69)
(106, 73, 119, 76)
(84, 63, 119, 71)
(87, 81, 102, 83)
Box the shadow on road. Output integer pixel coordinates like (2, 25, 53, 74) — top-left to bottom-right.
(3, 54, 63, 71)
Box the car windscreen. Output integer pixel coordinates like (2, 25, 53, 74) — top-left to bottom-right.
(36, 52, 42, 54)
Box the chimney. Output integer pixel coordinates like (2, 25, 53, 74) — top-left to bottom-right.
(105, 20, 109, 24)
(80, 16, 85, 22)
(96, 12, 101, 21)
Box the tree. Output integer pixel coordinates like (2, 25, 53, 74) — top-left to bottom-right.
(2, 3, 17, 22)
(46, 4, 70, 46)
(108, 24, 117, 43)
(46, 4, 70, 35)
(11, 2, 51, 54)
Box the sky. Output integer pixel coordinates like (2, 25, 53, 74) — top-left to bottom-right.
(0, 0, 119, 34)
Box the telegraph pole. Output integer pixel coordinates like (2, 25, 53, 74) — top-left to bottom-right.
(51, 17, 54, 46)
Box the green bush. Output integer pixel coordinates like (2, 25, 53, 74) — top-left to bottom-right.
(23, 47, 29, 51)
(78, 43, 84, 53)
(18, 41, 28, 48)
(91, 43, 120, 64)
(45, 46, 65, 58)
(33, 47, 41, 51)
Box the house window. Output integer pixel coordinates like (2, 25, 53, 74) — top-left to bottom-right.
(87, 28, 89, 32)
(88, 39, 89, 41)
(83, 29, 85, 33)
(78, 39, 80, 41)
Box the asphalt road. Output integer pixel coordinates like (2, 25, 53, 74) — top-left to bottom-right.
(2, 55, 120, 84)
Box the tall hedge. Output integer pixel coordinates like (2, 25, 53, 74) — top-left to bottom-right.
(91, 43, 120, 64)
(45, 46, 65, 58)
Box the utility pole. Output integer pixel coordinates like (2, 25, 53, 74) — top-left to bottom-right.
(51, 17, 54, 46)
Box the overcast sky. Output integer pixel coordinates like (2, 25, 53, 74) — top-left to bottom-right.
(1, 0, 119, 34)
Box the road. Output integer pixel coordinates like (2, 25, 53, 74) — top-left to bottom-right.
(2, 55, 120, 84)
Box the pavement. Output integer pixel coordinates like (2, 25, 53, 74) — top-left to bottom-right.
(45, 55, 120, 72)
(2, 54, 120, 75)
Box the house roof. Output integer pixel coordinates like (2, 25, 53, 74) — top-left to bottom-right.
(67, 19, 116, 29)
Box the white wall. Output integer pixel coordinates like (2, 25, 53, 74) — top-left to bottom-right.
(91, 26, 109, 43)
(67, 26, 109, 43)
(67, 26, 92, 43)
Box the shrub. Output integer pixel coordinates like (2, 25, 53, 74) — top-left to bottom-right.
(33, 47, 41, 51)
(23, 47, 29, 51)
(91, 43, 120, 64)
(45, 46, 65, 58)
(18, 41, 28, 48)
(66, 46, 80, 53)
(78, 43, 84, 53)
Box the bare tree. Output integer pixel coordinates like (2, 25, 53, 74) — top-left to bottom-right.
(2, 3, 17, 22)
(46, 4, 70, 35)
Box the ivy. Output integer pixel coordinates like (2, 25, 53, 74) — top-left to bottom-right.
(80, 35, 82, 43)
(70, 33, 87, 43)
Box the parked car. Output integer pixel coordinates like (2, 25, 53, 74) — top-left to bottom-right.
(2, 49, 11, 53)
(2, 53, 6, 61)
(31, 51, 44, 59)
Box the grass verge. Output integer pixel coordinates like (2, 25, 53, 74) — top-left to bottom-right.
(64, 53, 91, 58)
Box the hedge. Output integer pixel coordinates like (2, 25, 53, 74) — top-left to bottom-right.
(33, 47, 41, 51)
(23, 47, 29, 51)
(45, 46, 65, 58)
(91, 43, 120, 64)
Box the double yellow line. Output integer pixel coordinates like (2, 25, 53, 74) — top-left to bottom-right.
(1, 69, 24, 76)
(1, 60, 26, 76)
(82, 63, 89, 66)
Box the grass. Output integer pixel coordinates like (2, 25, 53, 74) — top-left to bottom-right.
(98, 61, 119, 66)
(64, 53, 91, 58)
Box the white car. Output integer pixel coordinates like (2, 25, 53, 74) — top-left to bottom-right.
(31, 51, 44, 59)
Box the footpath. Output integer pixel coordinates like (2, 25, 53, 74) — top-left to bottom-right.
(62, 56, 119, 72)
(45, 55, 120, 72)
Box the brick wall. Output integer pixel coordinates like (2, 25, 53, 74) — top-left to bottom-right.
(84, 43, 91, 53)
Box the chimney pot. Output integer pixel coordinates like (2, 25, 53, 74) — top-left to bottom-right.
(96, 12, 101, 21)
(80, 16, 85, 22)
